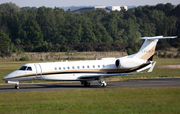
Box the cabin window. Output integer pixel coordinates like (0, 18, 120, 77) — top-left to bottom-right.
(67, 67, 70, 69)
(87, 65, 89, 68)
(103, 65, 105, 68)
(19, 66, 27, 70)
(98, 65, 100, 68)
(55, 67, 57, 70)
(63, 67, 65, 70)
(93, 65, 95, 68)
(59, 67, 61, 70)
(27, 67, 32, 71)
(77, 66, 80, 69)
(72, 66, 75, 69)
(82, 66, 85, 69)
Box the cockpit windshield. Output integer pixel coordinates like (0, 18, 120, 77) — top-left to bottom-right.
(27, 67, 32, 71)
(18, 66, 32, 71)
(18, 66, 27, 70)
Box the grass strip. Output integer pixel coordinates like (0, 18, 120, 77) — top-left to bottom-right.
(0, 87, 180, 114)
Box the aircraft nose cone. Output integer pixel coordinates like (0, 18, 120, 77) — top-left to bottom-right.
(3, 75, 8, 81)
(3, 72, 14, 81)
(2, 71, 19, 81)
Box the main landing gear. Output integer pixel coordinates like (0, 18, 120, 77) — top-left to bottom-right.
(81, 81, 91, 87)
(81, 78, 107, 87)
(15, 83, 19, 89)
(99, 78, 107, 87)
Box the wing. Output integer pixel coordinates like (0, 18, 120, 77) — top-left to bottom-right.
(79, 72, 146, 80)
(79, 61, 156, 80)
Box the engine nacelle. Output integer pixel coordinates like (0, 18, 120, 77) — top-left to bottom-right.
(115, 58, 145, 69)
(115, 59, 121, 68)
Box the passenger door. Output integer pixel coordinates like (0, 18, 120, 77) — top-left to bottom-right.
(34, 64, 42, 78)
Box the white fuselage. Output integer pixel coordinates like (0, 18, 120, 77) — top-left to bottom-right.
(3, 57, 146, 82)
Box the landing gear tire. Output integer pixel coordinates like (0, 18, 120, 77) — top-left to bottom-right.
(84, 83, 91, 87)
(84, 82, 91, 87)
(100, 83, 107, 87)
(81, 81, 91, 87)
(99, 78, 107, 87)
(15, 84, 19, 89)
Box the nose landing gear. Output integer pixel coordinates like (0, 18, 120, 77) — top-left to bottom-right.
(5, 81, 20, 89)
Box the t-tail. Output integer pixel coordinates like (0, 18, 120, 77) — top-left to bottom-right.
(131, 36, 177, 60)
(115, 36, 177, 72)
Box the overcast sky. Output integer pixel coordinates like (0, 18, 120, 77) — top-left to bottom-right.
(0, 0, 179, 7)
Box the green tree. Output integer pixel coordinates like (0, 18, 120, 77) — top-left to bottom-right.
(51, 8, 65, 44)
(15, 38, 21, 45)
(36, 7, 54, 42)
(0, 2, 20, 12)
(81, 19, 97, 42)
(7, 10, 21, 43)
(70, 18, 82, 43)
(0, 3, 179, 52)
(127, 48, 134, 55)
(140, 23, 156, 36)
(156, 3, 165, 11)
(48, 42, 53, 51)
(25, 20, 43, 46)
(123, 18, 141, 43)
(18, 29, 27, 45)
(134, 46, 139, 53)
(98, 24, 113, 43)
(173, 4, 180, 39)
(0, 30, 11, 51)
(107, 18, 118, 41)
(41, 41, 48, 52)
(148, 10, 167, 35)
(164, 3, 173, 16)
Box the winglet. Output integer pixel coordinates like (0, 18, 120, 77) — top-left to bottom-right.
(148, 61, 156, 72)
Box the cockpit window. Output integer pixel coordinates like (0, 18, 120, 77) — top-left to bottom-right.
(27, 67, 32, 71)
(19, 66, 27, 70)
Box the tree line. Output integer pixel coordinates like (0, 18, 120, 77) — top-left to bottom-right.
(0, 2, 180, 53)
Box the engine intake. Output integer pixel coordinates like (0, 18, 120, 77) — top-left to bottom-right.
(115, 59, 121, 68)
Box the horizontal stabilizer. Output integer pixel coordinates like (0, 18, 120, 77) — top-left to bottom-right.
(141, 36, 177, 40)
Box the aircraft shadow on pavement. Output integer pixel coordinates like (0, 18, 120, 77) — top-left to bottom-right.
(0, 84, 104, 90)
(31, 83, 102, 89)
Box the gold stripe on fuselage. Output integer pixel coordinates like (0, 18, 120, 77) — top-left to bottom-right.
(6, 63, 144, 79)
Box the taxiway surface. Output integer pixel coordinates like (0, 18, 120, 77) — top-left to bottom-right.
(0, 78, 180, 92)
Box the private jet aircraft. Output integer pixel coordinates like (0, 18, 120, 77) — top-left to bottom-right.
(3, 36, 177, 89)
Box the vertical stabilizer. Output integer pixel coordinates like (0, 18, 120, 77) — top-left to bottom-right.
(132, 36, 177, 60)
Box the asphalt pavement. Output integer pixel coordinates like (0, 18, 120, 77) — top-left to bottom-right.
(0, 78, 180, 92)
